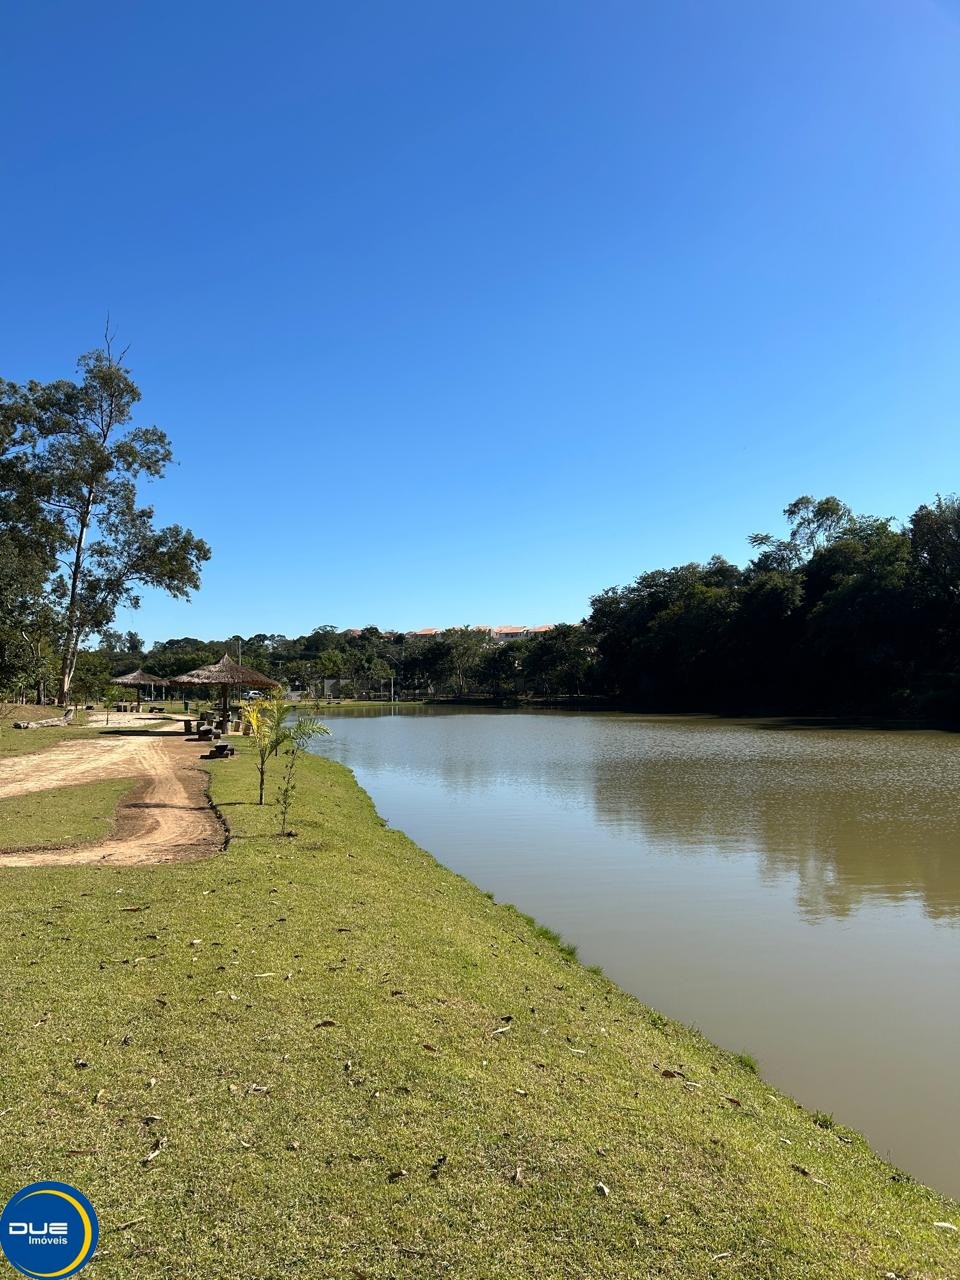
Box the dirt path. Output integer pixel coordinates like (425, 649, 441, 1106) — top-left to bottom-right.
(0, 733, 225, 867)
(82, 711, 174, 727)
(0, 734, 168, 799)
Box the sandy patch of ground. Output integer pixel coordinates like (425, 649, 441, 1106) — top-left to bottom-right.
(82, 711, 177, 727)
(0, 733, 226, 867)
(0, 733, 167, 798)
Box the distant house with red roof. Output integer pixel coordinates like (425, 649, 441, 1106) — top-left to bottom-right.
(403, 623, 560, 643)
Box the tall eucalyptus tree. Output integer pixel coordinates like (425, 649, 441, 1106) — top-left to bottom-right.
(0, 338, 210, 703)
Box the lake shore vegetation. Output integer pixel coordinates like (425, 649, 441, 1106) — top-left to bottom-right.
(48, 492, 960, 722)
(0, 738, 956, 1277)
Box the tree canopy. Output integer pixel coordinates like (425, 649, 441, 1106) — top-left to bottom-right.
(0, 341, 210, 702)
(588, 495, 960, 718)
(16, 487, 960, 721)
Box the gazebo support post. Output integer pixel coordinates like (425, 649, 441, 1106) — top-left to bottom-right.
(114, 669, 164, 710)
(169, 655, 278, 734)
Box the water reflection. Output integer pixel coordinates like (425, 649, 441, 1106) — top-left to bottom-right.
(587, 725, 960, 923)
(306, 709, 960, 1195)
(313, 711, 960, 923)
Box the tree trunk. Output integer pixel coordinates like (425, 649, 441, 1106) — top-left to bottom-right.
(58, 491, 94, 705)
(59, 638, 82, 706)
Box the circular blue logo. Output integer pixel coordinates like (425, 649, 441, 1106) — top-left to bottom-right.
(0, 1182, 98, 1278)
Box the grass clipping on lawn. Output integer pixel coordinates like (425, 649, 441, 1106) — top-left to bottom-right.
(0, 744, 955, 1279)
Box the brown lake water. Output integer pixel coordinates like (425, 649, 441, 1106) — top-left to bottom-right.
(306, 708, 960, 1197)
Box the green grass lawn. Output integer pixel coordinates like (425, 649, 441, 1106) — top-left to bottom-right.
(0, 777, 140, 852)
(0, 703, 103, 759)
(0, 726, 103, 758)
(0, 744, 955, 1278)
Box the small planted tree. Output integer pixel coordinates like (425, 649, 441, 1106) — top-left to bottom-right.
(276, 714, 328, 835)
(241, 690, 290, 806)
(242, 689, 329, 813)
(102, 683, 129, 726)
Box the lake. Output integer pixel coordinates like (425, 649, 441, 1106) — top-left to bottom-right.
(305, 707, 960, 1197)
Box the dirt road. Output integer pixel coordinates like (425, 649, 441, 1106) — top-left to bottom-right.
(0, 732, 225, 867)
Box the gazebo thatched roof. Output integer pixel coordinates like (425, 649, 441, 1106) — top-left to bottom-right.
(169, 654, 280, 690)
(113, 667, 164, 686)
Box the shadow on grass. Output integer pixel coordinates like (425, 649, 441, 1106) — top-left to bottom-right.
(98, 727, 166, 737)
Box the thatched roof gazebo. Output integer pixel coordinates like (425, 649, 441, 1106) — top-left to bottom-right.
(113, 667, 166, 706)
(170, 654, 280, 729)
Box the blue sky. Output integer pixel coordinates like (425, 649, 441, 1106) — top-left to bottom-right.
(4, 1, 959, 643)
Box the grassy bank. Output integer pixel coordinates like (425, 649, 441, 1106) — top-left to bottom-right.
(0, 725, 101, 759)
(0, 777, 140, 852)
(1, 705, 89, 753)
(0, 743, 955, 1278)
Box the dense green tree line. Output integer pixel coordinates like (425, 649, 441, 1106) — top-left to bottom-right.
(114, 494, 960, 718)
(90, 622, 596, 704)
(9, 455, 960, 716)
(590, 495, 960, 717)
